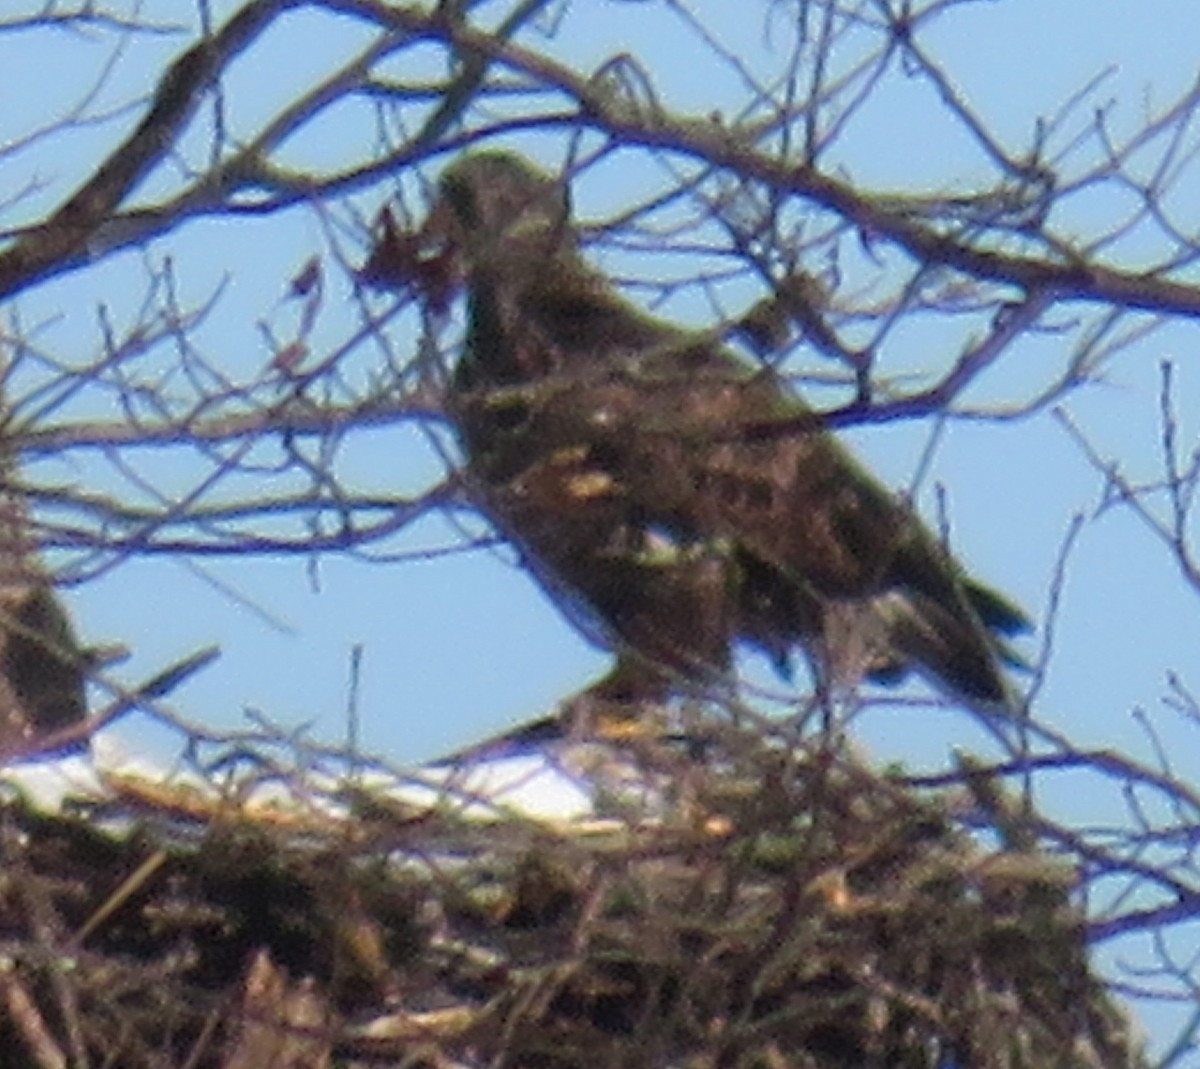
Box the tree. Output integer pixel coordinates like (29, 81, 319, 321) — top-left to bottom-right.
(0, 1, 1197, 1066)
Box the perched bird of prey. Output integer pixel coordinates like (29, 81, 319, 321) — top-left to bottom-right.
(0, 434, 87, 752)
(420, 151, 1028, 714)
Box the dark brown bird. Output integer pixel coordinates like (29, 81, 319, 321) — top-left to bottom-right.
(430, 151, 1029, 714)
(0, 464, 87, 752)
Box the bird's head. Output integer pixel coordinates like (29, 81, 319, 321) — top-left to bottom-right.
(432, 151, 575, 274)
(359, 151, 578, 309)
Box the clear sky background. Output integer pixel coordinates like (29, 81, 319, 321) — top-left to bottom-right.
(3, 0, 1200, 1056)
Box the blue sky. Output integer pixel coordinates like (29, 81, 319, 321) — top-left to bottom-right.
(3, 0, 1200, 1054)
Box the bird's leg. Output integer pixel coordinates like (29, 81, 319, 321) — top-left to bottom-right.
(427, 655, 678, 769)
(558, 655, 674, 743)
(792, 644, 842, 742)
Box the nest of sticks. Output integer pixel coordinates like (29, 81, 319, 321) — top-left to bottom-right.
(0, 710, 1142, 1069)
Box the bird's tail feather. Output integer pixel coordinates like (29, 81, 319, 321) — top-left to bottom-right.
(870, 591, 1021, 713)
(963, 578, 1030, 637)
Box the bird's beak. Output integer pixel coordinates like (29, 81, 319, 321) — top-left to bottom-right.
(419, 196, 457, 251)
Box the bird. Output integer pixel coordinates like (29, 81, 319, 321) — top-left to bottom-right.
(0, 459, 88, 753)
(418, 150, 1029, 717)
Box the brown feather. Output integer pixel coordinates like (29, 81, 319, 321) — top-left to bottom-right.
(436, 152, 1029, 711)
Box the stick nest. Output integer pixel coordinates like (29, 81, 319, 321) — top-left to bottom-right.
(0, 719, 1142, 1069)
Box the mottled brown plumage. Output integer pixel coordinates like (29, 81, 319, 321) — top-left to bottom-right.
(433, 151, 1028, 712)
(0, 428, 87, 751)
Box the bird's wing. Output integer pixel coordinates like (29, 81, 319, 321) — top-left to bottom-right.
(438, 150, 1027, 708)
(531, 323, 1023, 708)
